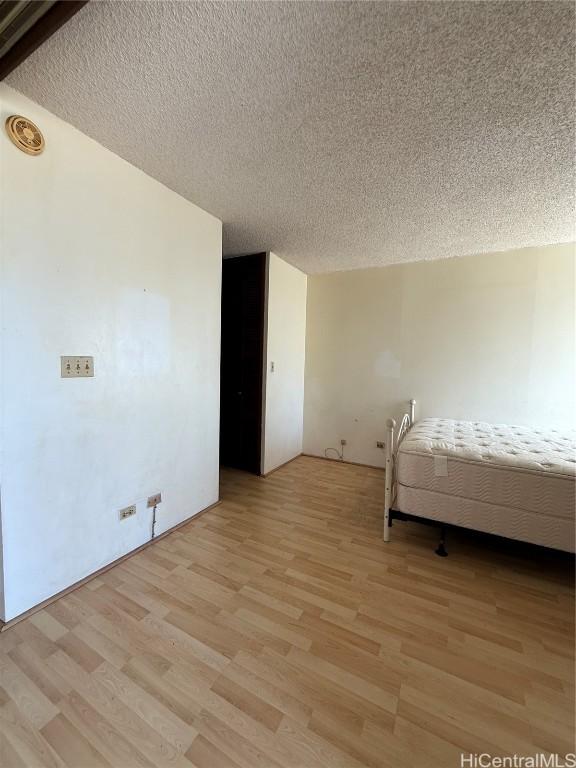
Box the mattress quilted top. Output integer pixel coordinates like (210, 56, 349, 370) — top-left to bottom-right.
(400, 418, 576, 477)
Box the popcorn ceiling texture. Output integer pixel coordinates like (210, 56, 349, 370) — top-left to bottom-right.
(7, 1, 575, 274)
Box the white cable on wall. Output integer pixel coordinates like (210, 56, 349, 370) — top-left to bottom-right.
(324, 446, 344, 461)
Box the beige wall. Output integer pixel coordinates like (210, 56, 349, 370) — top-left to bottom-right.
(303, 243, 575, 467)
(263, 253, 307, 474)
(0, 85, 222, 620)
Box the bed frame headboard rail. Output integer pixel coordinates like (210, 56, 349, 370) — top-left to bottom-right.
(384, 399, 416, 542)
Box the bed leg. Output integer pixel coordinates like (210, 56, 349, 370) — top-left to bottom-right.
(435, 525, 448, 557)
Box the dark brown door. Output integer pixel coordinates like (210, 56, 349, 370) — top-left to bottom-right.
(220, 253, 266, 474)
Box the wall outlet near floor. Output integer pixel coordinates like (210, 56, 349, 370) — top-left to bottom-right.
(340, 439, 347, 446)
(119, 504, 136, 521)
(147, 493, 162, 508)
(376, 441, 385, 449)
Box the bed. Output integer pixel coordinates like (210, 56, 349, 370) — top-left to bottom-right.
(383, 400, 576, 554)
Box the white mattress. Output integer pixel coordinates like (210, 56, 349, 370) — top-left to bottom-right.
(395, 418, 576, 551)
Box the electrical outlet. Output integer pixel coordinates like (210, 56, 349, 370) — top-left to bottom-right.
(119, 504, 136, 521)
(61, 356, 94, 377)
(376, 441, 385, 449)
(340, 439, 347, 446)
(147, 493, 162, 508)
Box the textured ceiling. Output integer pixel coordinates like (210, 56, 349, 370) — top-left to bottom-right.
(6, 1, 575, 273)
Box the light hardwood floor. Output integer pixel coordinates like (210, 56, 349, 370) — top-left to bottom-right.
(0, 456, 574, 767)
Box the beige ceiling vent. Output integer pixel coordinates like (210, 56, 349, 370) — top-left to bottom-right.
(5, 115, 45, 155)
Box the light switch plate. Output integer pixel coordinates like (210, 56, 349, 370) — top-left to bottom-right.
(61, 356, 94, 378)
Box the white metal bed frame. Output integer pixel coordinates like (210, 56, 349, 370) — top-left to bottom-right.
(383, 399, 576, 555)
(383, 398, 416, 542)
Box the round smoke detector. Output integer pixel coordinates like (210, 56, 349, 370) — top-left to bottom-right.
(5, 115, 45, 156)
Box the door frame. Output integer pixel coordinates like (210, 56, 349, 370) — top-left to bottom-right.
(259, 252, 270, 475)
(219, 251, 268, 475)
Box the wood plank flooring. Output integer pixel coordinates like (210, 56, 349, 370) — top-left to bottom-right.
(0, 456, 574, 767)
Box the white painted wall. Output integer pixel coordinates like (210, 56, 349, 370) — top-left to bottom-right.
(263, 253, 307, 474)
(0, 86, 222, 621)
(304, 243, 576, 467)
